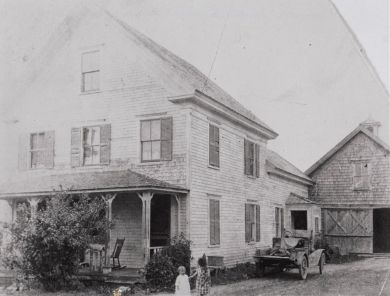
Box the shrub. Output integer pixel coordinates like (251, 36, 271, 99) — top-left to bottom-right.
(1, 191, 109, 291)
(145, 254, 176, 290)
(167, 233, 192, 274)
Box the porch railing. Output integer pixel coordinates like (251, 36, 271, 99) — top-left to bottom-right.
(150, 246, 168, 257)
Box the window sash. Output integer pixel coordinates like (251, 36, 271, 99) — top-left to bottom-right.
(353, 162, 370, 189)
(244, 140, 258, 177)
(30, 133, 47, 168)
(209, 125, 220, 167)
(141, 118, 172, 162)
(245, 203, 259, 242)
(82, 71, 100, 92)
(82, 126, 103, 165)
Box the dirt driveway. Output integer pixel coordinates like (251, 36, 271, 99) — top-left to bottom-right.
(158, 257, 390, 296)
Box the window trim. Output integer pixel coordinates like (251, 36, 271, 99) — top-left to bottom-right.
(30, 132, 47, 169)
(208, 196, 221, 247)
(245, 202, 260, 244)
(244, 139, 259, 177)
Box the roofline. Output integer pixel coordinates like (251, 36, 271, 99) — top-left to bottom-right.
(267, 167, 314, 186)
(286, 192, 318, 205)
(328, 0, 389, 96)
(169, 90, 278, 140)
(305, 126, 390, 176)
(0, 186, 189, 200)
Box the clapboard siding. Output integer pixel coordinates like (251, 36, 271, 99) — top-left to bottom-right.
(188, 109, 309, 266)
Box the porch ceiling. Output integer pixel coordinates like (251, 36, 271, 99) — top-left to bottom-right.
(0, 169, 188, 199)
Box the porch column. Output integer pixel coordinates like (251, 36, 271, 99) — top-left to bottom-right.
(173, 194, 181, 235)
(137, 192, 154, 265)
(102, 193, 117, 270)
(27, 197, 41, 219)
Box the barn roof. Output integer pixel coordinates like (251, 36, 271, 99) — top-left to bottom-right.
(305, 124, 390, 176)
(266, 149, 313, 185)
(0, 170, 188, 199)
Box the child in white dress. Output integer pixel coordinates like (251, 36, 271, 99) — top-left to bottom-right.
(175, 266, 191, 296)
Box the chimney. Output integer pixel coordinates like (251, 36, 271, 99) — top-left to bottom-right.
(360, 118, 381, 136)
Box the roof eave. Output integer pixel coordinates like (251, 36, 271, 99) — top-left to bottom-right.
(169, 91, 278, 140)
(267, 167, 313, 186)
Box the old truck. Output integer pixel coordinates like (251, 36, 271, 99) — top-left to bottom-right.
(254, 230, 326, 280)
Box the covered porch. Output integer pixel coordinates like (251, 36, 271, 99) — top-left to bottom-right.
(0, 169, 188, 276)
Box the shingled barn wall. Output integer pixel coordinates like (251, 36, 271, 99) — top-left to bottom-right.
(308, 132, 390, 254)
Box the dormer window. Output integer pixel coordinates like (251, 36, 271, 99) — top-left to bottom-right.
(81, 51, 100, 92)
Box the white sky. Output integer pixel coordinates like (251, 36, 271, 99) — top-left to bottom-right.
(0, 0, 388, 171)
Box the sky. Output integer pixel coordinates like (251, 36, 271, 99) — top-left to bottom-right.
(0, 0, 388, 171)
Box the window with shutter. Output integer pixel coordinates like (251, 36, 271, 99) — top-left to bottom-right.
(244, 140, 259, 177)
(353, 162, 370, 190)
(81, 51, 100, 92)
(141, 117, 172, 162)
(71, 124, 110, 167)
(245, 203, 259, 243)
(209, 124, 220, 167)
(209, 199, 220, 245)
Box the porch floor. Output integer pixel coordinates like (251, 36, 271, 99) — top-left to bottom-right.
(77, 268, 145, 285)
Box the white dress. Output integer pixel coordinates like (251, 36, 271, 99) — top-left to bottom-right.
(175, 274, 191, 296)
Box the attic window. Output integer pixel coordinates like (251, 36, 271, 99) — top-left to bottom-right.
(81, 51, 100, 92)
(353, 162, 370, 190)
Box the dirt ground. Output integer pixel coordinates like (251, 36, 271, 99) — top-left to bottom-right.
(158, 257, 390, 296)
(1, 257, 389, 296)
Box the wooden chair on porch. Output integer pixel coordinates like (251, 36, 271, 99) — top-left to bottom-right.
(111, 238, 125, 269)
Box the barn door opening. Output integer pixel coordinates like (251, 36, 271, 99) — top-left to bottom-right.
(373, 208, 390, 253)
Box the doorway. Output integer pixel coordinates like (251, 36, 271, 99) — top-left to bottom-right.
(373, 208, 390, 253)
(150, 195, 171, 247)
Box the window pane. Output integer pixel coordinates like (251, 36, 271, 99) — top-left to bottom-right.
(151, 120, 161, 140)
(31, 151, 38, 168)
(91, 126, 100, 145)
(151, 141, 161, 160)
(141, 121, 151, 141)
(83, 71, 99, 92)
(31, 134, 38, 150)
(92, 146, 100, 164)
(84, 147, 92, 165)
(83, 127, 92, 145)
(142, 142, 151, 161)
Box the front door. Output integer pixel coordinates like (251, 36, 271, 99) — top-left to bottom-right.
(150, 195, 171, 247)
(373, 208, 390, 253)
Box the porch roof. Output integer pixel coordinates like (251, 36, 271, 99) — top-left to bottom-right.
(286, 193, 318, 205)
(0, 169, 188, 199)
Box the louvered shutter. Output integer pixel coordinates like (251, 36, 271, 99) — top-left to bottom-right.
(275, 207, 279, 237)
(100, 124, 111, 164)
(18, 133, 30, 170)
(161, 117, 173, 160)
(71, 128, 82, 167)
(255, 144, 260, 178)
(245, 204, 251, 242)
(209, 125, 220, 167)
(281, 208, 284, 235)
(44, 131, 55, 168)
(256, 205, 260, 242)
(209, 200, 215, 245)
(244, 140, 250, 175)
(209, 199, 220, 245)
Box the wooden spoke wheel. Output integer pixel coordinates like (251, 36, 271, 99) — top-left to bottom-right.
(299, 256, 308, 280)
(319, 252, 326, 275)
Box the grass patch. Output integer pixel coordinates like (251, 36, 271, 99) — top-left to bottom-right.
(211, 262, 257, 286)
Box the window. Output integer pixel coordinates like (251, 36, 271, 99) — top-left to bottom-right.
(70, 124, 111, 167)
(209, 124, 220, 167)
(245, 203, 260, 243)
(275, 207, 284, 238)
(315, 217, 319, 234)
(244, 139, 259, 177)
(141, 118, 173, 162)
(353, 162, 370, 190)
(291, 210, 307, 230)
(81, 51, 99, 92)
(83, 126, 101, 165)
(209, 199, 220, 245)
(28, 131, 54, 169)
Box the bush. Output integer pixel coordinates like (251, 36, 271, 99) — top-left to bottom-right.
(145, 254, 176, 290)
(1, 191, 109, 291)
(167, 233, 192, 274)
(145, 233, 192, 291)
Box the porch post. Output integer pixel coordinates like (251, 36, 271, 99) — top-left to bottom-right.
(7, 200, 16, 223)
(174, 194, 181, 235)
(137, 192, 153, 265)
(102, 193, 117, 270)
(27, 197, 40, 219)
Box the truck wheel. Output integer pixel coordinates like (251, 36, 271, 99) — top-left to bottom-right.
(319, 252, 325, 275)
(299, 256, 308, 280)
